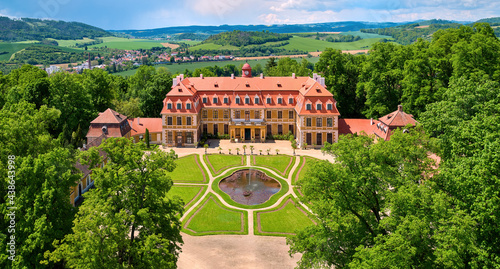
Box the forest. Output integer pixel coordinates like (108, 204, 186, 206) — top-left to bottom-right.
(0, 17, 110, 42)
(202, 30, 291, 47)
(0, 23, 499, 268)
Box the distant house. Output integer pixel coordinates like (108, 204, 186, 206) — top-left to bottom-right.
(45, 65, 61, 75)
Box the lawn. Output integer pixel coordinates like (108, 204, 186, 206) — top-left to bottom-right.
(0, 43, 33, 61)
(204, 154, 245, 176)
(255, 196, 315, 236)
(113, 58, 275, 77)
(47, 37, 94, 48)
(166, 185, 206, 211)
(292, 156, 319, 185)
(167, 154, 207, 183)
(183, 194, 247, 235)
(282, 36, 386, 52)
(89, 37, 165, 50)
(252, 155, 295, 177)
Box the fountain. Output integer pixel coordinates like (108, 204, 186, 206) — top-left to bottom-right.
(219, 169, 281, 205)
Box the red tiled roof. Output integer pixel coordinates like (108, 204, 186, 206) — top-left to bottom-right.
(338, 119, 377, 135)
(128, 118, 162, 136)
(378, 105, 418, 127)
(90, 108, 128, 124)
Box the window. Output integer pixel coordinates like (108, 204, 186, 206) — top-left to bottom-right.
(289, 124, 294, 134)
(316, 104, 322, 110)
(186, 103, 191, 110)
(235, 97, 240, 104)
(177, 117, 182, 125)
(327, 118, 333, 127)
(167, 103, 172, 109)
(255, 110, 260, 119)
(267, 111, 272, 119)
(327, 133, 333, 144)
(267, 124, 272, 135)
(235, 110, 240, 119)
(224, 124, 229, 135)
(202, 110, 207, 119)
(255, 97, 259, 104)
(203, 124, 208, 134)
(167, 116, 173, 126)
(278, 125, 283, 135)
(278, 111, 282, 119)
(186, 132, 193, 144)
(316, 133, 322, 146)
(289, 110, 294, 119)
(177, 103, 182, 109)
(277, 98, 282, 104)
(223, 110, 229, 119)
(245, 97, 250, 104)
(214, 110, 218, 119)
(306, 104, 312, 110)
(306, 118, 312, 127)
(288, 97, 293, 104)
(266, 98, 271, 104)
(203, 97, 207, 103)
(224, 97, 229, 104)
(86, 175, 90, 187)
(327, 103, 332, 110)
(187, 117, 192, 125)
(213, 97, 218, 104)
(316, 118, 323, 127)
(213, 124, 218, 135)
(167, 131, 173, 143)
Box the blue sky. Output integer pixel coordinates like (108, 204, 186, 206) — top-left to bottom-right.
(0, 0, 499, 30)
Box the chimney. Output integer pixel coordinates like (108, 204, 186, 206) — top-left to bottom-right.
(260, 73, 264, 79)
(180, 74, 184, 80)
(398, 105, 403, 112)
(231, 73, 234, 79)
(137, 117, 141, 125)
(313, 73, 318, 81)
(292, 73, 296, 79)
(172, 77, 178, 86)
(320, 77, 325, 87)
(200, 74, 203, 79)
(370, 118, 373, 125)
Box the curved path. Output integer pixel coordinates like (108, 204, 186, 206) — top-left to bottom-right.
(168, 140, 333, 269)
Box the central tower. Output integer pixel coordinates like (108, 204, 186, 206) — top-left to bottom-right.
(242, 63, 252, 78)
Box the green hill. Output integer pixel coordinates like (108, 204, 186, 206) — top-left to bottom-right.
(0, 17, 111, 42)
(202, 30, 291, 47)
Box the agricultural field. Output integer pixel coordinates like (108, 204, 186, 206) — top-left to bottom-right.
(189, 43, 239, 51)
(88, 36, 166, 50)
(282, 36, 388, 52)
(47, 37, 95, 47)
(0, 43, 34, 61)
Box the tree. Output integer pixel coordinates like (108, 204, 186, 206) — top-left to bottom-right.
(288, 129, 479, 268)
(204, 144, 209, 154)
(145, 128, 150, 149)
(81, 68, 115, 112)
(46, 138, 183, 268)
(242, 145, 247, 155)
(139, 70, 172, 117)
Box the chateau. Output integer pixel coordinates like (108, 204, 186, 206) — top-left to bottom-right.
(161, 63, 340, 147)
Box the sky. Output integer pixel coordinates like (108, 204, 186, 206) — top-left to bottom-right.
(0, 0, 499, 30)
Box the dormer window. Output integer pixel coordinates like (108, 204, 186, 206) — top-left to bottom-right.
(202, 97, 207, 103)
(277, 98, 282, 104)
(186, 103, 191, 110)
(327, 103, 332, 110)
(235, 97, 240, 104)
(224, 97, 228, 104)
(177, 103, 182, 109)
(316, 88, 321, 93)
(288, 97, 293, 104)
(167, 103, 172, 109)
(245, 97, 250, 104)
(266, 98, 271, 104)
(316, 104, 322, 110)
(254, 97, 259, 104)
(306, 104, 312, 110)
(213, 97, 218, 104)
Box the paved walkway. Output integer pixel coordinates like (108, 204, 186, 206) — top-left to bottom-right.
(163, 139, 333, 269)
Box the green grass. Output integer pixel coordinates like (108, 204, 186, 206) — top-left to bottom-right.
(183, 194, 247, 235)
(166, 185, 206, 211)
(254, 195, 315, 236)
(282, 36, 385, 52)
(48, 37, 95, 47)
(339, 31, 393, 39)
(252, 155, 296, 177)
(167, 154, 208, 183)
(211, 167, 289, 209)
(0, 43, 33, 61)
(204, 154, 245, 176)
(189, 43, 239, 51)
(113, 57, 318, 77)
(291, 156, 319, 185)
(88, 37, 165, 50)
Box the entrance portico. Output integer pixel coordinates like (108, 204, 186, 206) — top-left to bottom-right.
(229, 122, 266, 142)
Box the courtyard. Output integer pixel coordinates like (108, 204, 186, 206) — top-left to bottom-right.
(161, 139, 332, 268)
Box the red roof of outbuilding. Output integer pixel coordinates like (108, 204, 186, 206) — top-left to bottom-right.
(90, 108, 128, 124)
(338, 119, 377, 135)
(378, 105, 418, 127)
(128, 118, 163, 136)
